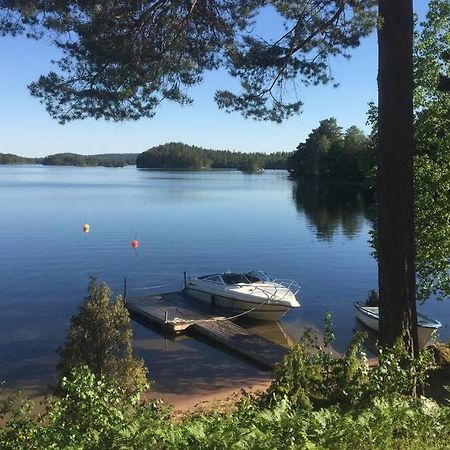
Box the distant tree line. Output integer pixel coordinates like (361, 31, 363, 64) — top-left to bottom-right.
(3, 125, 374, 178)
(287, 118, 374, 182)
(0, 152, 138, 166)
(0, 153, 37, 164)
(41, 153, 134, 167)
(136, 142, 290, 172)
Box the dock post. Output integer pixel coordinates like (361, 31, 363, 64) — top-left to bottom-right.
(183, 272, 187, 293)
(123, 277, 127, 300)
(164, 311, 169, 335)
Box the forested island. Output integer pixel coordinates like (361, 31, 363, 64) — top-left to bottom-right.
(1, 147, 288, 172)
(136, 123, 372, 177)
(0, 153, 37, 164)
(41, 153, 137, 167)
(136, 142, 290, 172)
(2, 123, 372, 175)
(0, 152, 138, 167)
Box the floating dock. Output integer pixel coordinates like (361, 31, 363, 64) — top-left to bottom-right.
(126, 292, 288, 370)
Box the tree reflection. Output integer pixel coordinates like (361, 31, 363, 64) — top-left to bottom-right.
(292, 181, 374, 240)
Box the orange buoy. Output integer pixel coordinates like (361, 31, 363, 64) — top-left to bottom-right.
(82, 224, 90, 233)
(131, 239, 139, 249)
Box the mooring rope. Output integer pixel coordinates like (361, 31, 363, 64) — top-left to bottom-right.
(170, 295, 276, 324)
(129, 284, 170, 291)
(128, 276, 299, 325)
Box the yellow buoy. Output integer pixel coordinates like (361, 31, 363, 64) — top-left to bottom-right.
(82, 224, 90, 233)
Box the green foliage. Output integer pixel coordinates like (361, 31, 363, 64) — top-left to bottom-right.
(0, 153, 36, 164)
(301, 397, 450, 450)
(236, 156, 263, 173)
(262, 315, 436, 411)
(0, 319, 447, 449)
(91, 153, 138, 166)
(0, 1, 376, 123)
(366, 0, 450, 302)
(0, 391, 38, 450)
(415, 153, 450, 301)
(136, 142, 290, 171)
(287, 118, 374, 182)
(1, 152, 138, 167)
(42, 367, 144, 449)
(42, 153, 130, 167)
(0, 366, 165, 450)
(57, 278, 148, 398)
(2, 336, 449, 449)
(158, 395, 450, 449)
(261, 332, 370, 409)
(136, 143, 213, 170)
(365, 342, 435, 400)
(413, 0, 450, 302)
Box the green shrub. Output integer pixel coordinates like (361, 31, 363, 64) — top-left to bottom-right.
(57, 278, 148, 398)
(1, 317, 448, 450)
(261, 314, 435, 411)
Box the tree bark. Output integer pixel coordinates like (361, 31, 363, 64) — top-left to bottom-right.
(377, 0, 418, 355)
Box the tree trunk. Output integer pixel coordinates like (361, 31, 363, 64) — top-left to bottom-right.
(377, 0, 418, 355)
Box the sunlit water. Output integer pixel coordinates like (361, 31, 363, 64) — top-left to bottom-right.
(0, 165, 448, 395)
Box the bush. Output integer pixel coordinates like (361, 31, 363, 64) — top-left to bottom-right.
(57, 278, 148, 398)
(1, 315, 449, 449)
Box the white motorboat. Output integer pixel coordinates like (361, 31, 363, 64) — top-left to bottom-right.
(354, 302, 442, 348)
(185, 270, 300, 321)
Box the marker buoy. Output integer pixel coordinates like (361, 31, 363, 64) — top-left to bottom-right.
(82, 224, 90, 233)
(131, 239, 139, 249)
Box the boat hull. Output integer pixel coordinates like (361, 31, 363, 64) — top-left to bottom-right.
(185, 287, 291, 321)
(354, 303, 440, 349)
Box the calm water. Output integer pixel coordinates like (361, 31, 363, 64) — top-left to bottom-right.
(0, 165, 448, 395)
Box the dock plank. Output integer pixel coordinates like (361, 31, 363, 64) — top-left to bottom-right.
(126, 292, 288, 369)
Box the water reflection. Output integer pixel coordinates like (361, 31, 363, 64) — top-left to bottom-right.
(237, 317, 296, 348)
(292, 181, 374, 240)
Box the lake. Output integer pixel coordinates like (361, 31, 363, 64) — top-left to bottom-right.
(0, 165, 448, 396)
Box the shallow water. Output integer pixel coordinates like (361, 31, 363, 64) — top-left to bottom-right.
(0, 165, 448, 393)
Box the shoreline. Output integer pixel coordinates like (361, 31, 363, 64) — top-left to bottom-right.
(0, 377, 273, 423)
(144, 378, 273, 414)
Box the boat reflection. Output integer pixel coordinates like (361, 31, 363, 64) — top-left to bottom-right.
(236, 317, 297, 348)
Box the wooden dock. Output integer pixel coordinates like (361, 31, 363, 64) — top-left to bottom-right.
(126, 292, 288, 370)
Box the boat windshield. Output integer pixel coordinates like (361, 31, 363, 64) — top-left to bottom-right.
(222, 273, 246, 285)
(244, 271, 271, 283)
(198, 274, 224, 284)
(219, 271, 272, 285)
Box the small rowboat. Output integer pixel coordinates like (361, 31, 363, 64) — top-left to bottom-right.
(354, 302, 442, 348)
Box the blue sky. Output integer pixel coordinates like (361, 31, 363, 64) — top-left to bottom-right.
(0, 1, 429, 158)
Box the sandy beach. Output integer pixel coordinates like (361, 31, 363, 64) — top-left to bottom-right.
(0, 376, 273, 427)
(145, 377, 273, 413)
